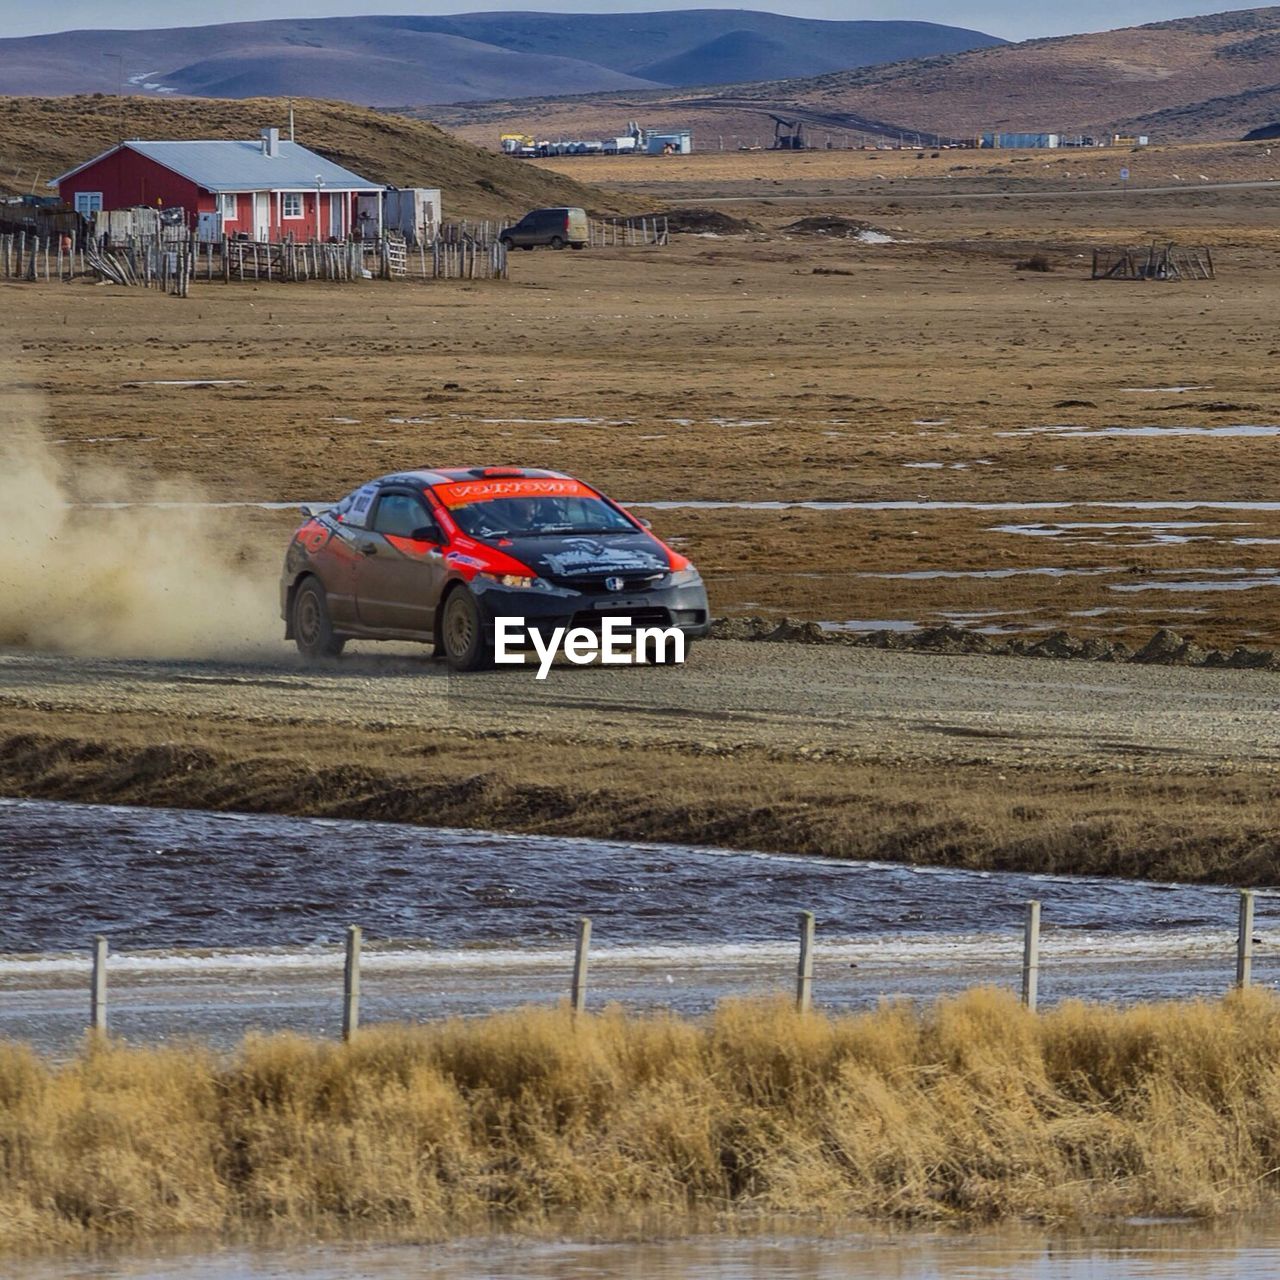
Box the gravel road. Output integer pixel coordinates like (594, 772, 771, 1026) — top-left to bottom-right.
(2, 641, 1277, 770)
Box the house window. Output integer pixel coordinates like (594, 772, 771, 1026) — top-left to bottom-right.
(219, 193, 237, 220)
(74, 192, 103, 215)
(282, 193, 303, 219)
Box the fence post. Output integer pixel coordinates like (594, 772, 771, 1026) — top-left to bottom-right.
(1237, 889, 1255, 989)
(571, 917, 591, 1015)
(342, 924, 362, 1041)
(796, 910, 815, 1012)
(90, 935, 108, 1036)
(1022, 900, 1041, 1011)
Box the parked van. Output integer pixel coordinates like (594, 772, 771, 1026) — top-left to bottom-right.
(499, 207, 588, 251)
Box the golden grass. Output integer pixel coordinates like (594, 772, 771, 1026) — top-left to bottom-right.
(6, 989, 1280, 1250)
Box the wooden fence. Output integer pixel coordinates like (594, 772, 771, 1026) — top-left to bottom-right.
(1092, 243, 1215, 281)
(64, 889, 1262, 1041)
(1, 231, 508, 289)
(1, 231, 88, 282)
(588, 215, 669, 247)
(436, 217, 669, 249)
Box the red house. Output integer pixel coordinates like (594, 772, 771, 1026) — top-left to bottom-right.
(54, 129, 383, 242)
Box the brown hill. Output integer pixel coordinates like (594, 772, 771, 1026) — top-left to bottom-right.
(0, 94, 623, 217)
(429, 6, 1280, 147)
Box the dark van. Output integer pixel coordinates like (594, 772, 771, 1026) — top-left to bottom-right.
(499, 207, 589, 251)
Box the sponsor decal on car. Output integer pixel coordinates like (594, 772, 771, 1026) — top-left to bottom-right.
(435, 478, 593, 507)
(494, 616, 686, 679)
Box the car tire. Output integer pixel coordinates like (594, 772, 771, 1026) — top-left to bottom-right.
(441, 587, 494, 672)
(649, 640, 690, 666)
(500, 236, 514, 250)
(550, 236, 566, 250)
(292, 577, 345, 660)
(570, 243, 585, 250)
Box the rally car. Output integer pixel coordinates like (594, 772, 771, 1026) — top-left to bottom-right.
(280, 466, 710, 670)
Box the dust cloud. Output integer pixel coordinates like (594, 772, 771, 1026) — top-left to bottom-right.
(0, 372, 283, 659)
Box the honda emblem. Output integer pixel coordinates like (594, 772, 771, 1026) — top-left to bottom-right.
(604, 576, 625, 592)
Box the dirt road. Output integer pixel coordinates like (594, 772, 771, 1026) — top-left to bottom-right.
(2, 642, 1278, 768)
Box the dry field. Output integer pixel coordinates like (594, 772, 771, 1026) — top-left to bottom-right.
(9, 157, 1280, 652)
(8, 990, 1280, 1249)
(531, 139, 1280, 197)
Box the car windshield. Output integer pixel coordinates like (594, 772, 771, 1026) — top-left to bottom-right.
(450, 495, 635, 539)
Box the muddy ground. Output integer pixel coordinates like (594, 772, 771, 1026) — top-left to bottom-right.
(10, 164, 1280, 649)
(3, 151, 1280, 874)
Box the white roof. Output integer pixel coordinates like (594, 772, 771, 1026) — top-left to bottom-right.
(55, 140, 381, 192)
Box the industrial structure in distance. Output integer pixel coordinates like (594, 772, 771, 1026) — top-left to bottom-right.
(501, 121, 692, 158)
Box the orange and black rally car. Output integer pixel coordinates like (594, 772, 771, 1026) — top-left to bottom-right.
(281, 467, 710, 670)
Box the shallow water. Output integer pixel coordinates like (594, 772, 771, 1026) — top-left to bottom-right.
(0, 801, 1273, 1054)
(21, 1219, 1280, 1279)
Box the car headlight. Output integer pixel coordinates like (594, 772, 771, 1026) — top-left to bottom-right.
(667, 567, 703, 587)
(481, 572, 537, 589)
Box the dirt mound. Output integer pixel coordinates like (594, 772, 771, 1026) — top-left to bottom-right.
(782, 215, 881, 238)
(710, 618, 1280, 671)
(662, 207, 758, 235)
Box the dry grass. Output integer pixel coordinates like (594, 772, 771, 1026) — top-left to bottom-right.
(6, 989, 1280, 1249)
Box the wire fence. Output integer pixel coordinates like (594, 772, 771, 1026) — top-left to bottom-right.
(47, 890, 1266, 1042)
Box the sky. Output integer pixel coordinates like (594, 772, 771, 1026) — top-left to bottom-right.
(0, 0, 1256, 43)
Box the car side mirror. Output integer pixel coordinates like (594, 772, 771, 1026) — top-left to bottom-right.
(636, 517, 652, 529)
(412, 525, 442, 544)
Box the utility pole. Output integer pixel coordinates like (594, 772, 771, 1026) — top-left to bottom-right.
(102, 53, 125, 143)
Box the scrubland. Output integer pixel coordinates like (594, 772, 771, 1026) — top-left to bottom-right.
(6, 990, 1280, 1249)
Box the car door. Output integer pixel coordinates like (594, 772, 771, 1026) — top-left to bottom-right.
(353, 489, 447, 634)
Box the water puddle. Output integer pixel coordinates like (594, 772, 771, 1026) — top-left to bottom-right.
(23, 1219, 1280, 1280)
(818, 618, 922, 633)
(1112, 571, 1280, 594)
(122, 379, 249, 388)
(992, 520, 1251, 547)
(1009, 424, 1280, 439)
(477, 417, 628, 426)
(633, 499, 1280, 514)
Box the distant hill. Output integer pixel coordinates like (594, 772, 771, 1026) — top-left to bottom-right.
(0, 12, 1003, 107)
(430, 6, 1280, 146)
(0, 95, 622, 218)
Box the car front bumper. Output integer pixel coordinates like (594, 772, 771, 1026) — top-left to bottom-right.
(471, 577, 712, 643)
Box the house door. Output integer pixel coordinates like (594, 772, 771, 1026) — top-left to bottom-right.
(254, 192, 270, 241)
(329, 193, 343, 240)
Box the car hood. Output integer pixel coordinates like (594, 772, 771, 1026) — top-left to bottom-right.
(504, 532, 673, 580)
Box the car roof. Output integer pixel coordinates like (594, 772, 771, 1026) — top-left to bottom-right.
(375, 466, 575, 488)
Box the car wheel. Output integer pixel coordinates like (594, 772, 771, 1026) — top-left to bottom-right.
(550, 236, 566, 250)
(649, 640, 690, 666)
(292, 577, 345, 660)
(500, 236, 514, 250)
(441, 587, 494, 672)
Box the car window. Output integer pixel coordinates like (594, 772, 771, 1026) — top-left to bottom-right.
(372, 492, 431, 538)
(450, 495, 634, 539)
